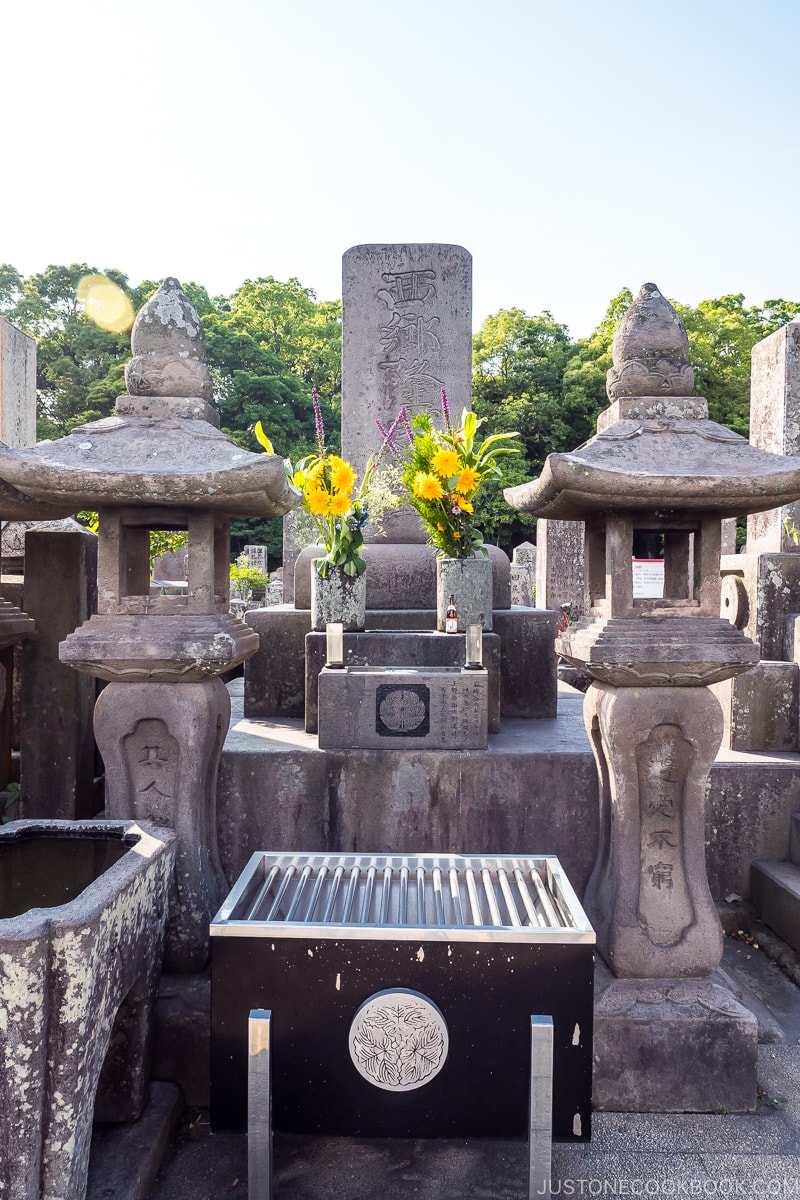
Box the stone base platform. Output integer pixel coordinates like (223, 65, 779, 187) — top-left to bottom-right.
(243, 605, 558, 722)
(219, 680, 800, 909)
(592, 963, 758, 1112)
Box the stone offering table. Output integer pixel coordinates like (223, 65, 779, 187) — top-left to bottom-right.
(505, 282, 800, 1112)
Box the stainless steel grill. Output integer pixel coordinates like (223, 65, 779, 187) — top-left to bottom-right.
(213, 852, 593, 943)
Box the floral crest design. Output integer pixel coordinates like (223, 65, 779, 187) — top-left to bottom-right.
(349, 991, 448, 1091)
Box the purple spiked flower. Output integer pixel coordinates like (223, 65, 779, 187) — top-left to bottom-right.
(400, 404, 413, 444)
(440, 387, 452, 432)
(312, 386, 325, 452)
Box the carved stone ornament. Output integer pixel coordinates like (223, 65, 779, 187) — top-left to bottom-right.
(349, 989, 449, 1091)
(606, 282, 695, 399)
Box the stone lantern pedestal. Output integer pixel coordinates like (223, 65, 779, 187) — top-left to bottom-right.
(505, 283, 800, 1111)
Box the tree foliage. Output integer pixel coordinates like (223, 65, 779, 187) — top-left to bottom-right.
(2, 263, 799, 562)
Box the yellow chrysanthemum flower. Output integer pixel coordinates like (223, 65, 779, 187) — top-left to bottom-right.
(455, 496, 474, 514)
(413, 471, 445, 501)
(306, 487, 330, 515)
(431, 448, 461, 478)
(329, 492, 351, 516)
(456, 466, 479, 493)
(330, 460, 356, 494)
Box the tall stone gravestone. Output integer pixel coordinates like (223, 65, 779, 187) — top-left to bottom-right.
(535, 518, 586, 620)
(245, 545, 268, 574)
(746, 317, 800, 554)
(342, 244, 472, 544)
(0, 317, 36, 448)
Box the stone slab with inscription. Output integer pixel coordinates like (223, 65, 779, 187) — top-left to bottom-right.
(342, 244, 472, 544)
(305, 629, 501, 734)
(318, 665, 488, 750)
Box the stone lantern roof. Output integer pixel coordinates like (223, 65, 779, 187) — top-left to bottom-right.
(0, 278, 300, 519)
(504, 283, 800, 521)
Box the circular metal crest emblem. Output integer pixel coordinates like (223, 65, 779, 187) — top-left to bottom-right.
(349, 988, 449, 1091)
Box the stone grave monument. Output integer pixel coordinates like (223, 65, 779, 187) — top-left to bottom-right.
(245, 243, 558, 727)
(0, 279, 299, 970)
(505, 282, 800, 1112)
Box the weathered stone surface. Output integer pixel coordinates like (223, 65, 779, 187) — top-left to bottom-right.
(746, 317, 800, 553)
(721, 516, 738, 555)
(606, 283, 695, 399)
(61, 612, 258, 683)
(305, 630, 501, 734)
(152, 545, 188, 583)
(223, 680, 800, 906)
(510, 563, 533, 606)
(94, 680, 230, 971)
(310, 561, 367, 631)
(152, 973, 211, 1107)
(492, 607, 558, 718)
(125, 277, 212, 401)
(436, 554, 493, 630)
(711, 661, 799, 753)
(535, 518, 585, 618)
(318, 666, 488, 750)
(86, 1082, 183, 1200)
(0, 417, 300, 517)
(20, 528, 98, 819)
(0, 819, 175, 1200)
(115, 393, 219, 425)
(243, 605, 311, 717)
(559, 614, 759, 688)
(593, 965, 757, 1112)
(220, 682, 599, 892)
(0, 315, 36, 447)
(792, 811, 800, 866)
(342, 244, 471, 543)
(721, 551, 800, 660)
(584, 683, 725, 978)
(751, 859, 800, 956)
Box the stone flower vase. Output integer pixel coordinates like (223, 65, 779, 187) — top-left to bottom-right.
(436, 554, 493, 631)
(311, 560, 367, 631)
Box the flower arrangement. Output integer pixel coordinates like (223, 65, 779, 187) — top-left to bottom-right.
(389, 389, 520, 558)
(255, 388, 397, 578)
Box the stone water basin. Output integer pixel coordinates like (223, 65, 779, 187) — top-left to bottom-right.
(0, 819, 175, 1200)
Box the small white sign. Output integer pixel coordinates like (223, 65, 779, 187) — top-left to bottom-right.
(632, 558, 664, 599)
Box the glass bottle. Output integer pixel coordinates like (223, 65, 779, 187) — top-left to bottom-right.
(445, 593, 458, 633)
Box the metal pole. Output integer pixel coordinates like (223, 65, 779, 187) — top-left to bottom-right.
(248, 1009, 272, 1200)
(528, 1014, 553, 1200)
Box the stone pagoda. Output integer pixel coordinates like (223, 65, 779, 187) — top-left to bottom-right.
(0, 279, 299, 969)
(505, 283, 800, 1111)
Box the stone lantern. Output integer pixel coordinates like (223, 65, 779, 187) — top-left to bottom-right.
(504, 283, 800, 1110)
(0, 279, 299, 969)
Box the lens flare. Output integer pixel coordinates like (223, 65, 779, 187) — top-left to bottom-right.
(77, 274, 135, 333)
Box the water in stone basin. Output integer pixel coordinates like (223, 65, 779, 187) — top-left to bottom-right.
(0, 830, 135, 918)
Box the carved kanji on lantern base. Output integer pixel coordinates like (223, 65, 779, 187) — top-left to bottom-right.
(584, 682, 724, 978)
(94, 679, 229, 971)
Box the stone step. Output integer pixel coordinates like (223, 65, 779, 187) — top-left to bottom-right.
(750, 859, 800, 955)
(791, 813, 800, 867)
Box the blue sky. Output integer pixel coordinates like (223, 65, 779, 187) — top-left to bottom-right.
(4, 0, 799, 337)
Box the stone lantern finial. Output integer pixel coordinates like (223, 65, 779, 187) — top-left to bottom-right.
(606, 282, 694, 399)
(121, 277, 215, 423)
